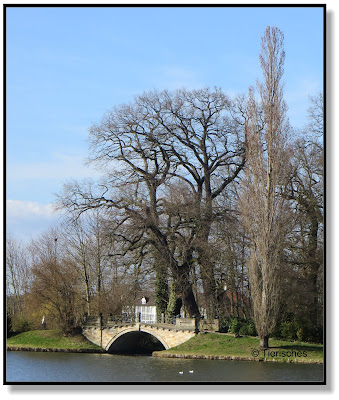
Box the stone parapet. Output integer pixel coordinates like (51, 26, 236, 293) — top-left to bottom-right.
(199, 319, 220, 332)
(175, 318, 197, 331)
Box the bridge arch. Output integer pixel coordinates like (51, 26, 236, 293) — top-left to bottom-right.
(82, 320, 197, 351)
(105, 327, 169, 353)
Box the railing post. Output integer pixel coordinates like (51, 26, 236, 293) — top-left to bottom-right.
(99, 313, 103, 347)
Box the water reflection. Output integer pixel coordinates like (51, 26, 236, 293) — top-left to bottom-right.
(6, 351, 324, 383)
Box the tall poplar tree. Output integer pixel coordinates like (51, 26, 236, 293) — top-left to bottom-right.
(240, 26, 292, 349)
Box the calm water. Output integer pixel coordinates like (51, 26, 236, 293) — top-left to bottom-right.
(6, 351, 324, 383)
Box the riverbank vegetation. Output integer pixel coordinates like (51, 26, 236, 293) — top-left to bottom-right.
(6, 330, 322, 364)
(154, 333, 323, 364)
(6, 329, 103, 352)
(6, 26, 323, 349)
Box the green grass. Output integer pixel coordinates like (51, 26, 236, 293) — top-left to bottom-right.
(7, 330, 323, 363)
(160, 333, 323, 363)
(7, 330, 103, 351)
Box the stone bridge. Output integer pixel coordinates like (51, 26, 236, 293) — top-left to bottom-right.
(82, 317, 201, 352)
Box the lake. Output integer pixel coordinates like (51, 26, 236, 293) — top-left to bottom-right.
(6, 351, 324, 383)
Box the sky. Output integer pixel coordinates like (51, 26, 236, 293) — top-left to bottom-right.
(5, 4, 325, 243)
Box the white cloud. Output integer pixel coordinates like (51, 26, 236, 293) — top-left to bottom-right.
(7, 152, 102, 182)
(6, 200, 56, 219)
(6, 200, 62, 243)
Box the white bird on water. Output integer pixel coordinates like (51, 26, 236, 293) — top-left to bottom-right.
(189, 370, 194, 374)
(179, 371, 184, 375)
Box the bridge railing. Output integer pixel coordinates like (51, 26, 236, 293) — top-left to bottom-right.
(82, 313, 198, 330)
(82, 314, 219, 332)
(82, 313, 179, 328)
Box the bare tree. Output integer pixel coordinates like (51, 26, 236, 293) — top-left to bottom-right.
(28, 229, 82, 332)
(6, 236, 32, 325)
(60, 213, 93, 316)
(56, 88, 246, 319)
(239, 26, 292, 349)
(145, 88, 246, 318)
(284, 93, 324, 332)
(56, 112, 201, 317)
(306, 92, 323, 139)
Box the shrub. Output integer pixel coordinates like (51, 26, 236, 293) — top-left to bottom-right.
(11, 316, 33, 333)
(63, 325, 82, 336)
(272, 313, 323, 343)
(230, 317, 241, 334)
(280, 320, 298, 340)
(238, 325, 248, 335)
(219, 317, 257, 336)
(219, 316, 232, 333)
(236, 319, 257, 336)
(246, 319, 257, 336)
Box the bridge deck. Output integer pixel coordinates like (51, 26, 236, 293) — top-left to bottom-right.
(83, 321, 196, 332)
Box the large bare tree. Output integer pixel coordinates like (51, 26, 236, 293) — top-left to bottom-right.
(152, 88, 246, 318)
(56, 87, 246, 319)
(239, 26, 292, 348)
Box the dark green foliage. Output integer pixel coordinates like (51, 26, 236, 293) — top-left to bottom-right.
(7, 312, 12, 336)
(280, 319, 299, 341)
(166, 282, 177, 323)
(238, 319, 257, 336)
(155, 267, 169, 322)
(218, 316, 233, 333)
(272, 313, 323, 343)
(11, 316, 33, 333)
(246, 319, 257, 336)
(219, 316, 257, 336)
(230, 317, 241, 334)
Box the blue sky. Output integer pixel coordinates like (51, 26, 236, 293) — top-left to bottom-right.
(6, 5, 324, 242)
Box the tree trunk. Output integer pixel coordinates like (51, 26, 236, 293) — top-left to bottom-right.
(197, 235, 217, 319)
(259, 335, 269, 349)
(154, 267, 169, 322)
(173, 262, 200, 319)
(201, 271, 217, 319)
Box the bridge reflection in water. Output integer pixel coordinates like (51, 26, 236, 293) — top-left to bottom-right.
(82, 314, 212, 354)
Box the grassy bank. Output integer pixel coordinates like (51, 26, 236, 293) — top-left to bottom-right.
(153, 333, 323, 364)
(7, 330, 323, 363)
(6, 330, 104, 353)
